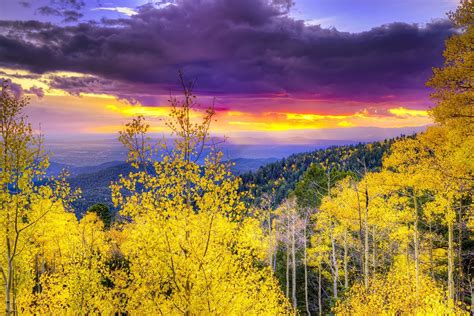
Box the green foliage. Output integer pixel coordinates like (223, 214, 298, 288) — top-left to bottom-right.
(87, 203, 113, 229)
(294, 163, 354, 208)
(69, 163, 134, 216)
(68, 158, 276, 215)
(241, 137, 403, 207)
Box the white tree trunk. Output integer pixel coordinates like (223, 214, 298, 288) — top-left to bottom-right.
(364, 187, 369, 288)
(291, 216, 297, 309)
(318, 265, 322, 316)
(413, 195, 419, 292)
(448, 219, 454, 301)
(286, 232, 290, 299)
(304, 219, 310, 315)
(344, 228, 348, 289)
(331, 231, 338, 299)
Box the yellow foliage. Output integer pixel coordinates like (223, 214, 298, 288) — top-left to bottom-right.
(335, 258, 468, 315)
(108, 75, 290, 314)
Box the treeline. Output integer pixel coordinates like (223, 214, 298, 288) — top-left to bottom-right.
(68, 163, 134, 215)
(241, 137, 399, 206)
(67, 157, 278, 215)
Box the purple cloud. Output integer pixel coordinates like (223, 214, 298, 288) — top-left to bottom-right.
(36, 6, 62, 17)
(0, 79, 24, 98)
(25, 86, 45, 98)
(0, 78, 45, 99)
(0, 0, 455, 103)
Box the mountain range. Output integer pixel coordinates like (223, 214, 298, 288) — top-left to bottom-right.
(48, 157, 279, 215)
(52, 136, 405, 216)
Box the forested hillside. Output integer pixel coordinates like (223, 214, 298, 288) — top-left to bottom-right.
(69, 139, 397, 215)
(67, 157, 279, 214)
(241, 138, 400, 205)
(69, 162, 134, 215)
(69, 139, 399, 215)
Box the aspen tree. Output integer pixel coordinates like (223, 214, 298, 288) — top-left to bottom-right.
(112, 73, 289, 314)
(0, 83, 74, 315)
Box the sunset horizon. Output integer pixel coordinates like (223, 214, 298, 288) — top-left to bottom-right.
(0, 0, 459, 147)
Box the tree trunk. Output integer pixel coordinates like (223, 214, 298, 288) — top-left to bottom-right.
(6, 258, 12, 316)
(318, 265, 322, 316)
(268, 211, 274, 271)
(364, 186, 369, 288)
(286, 220, 290, 299)
(457, 203, 463, 302)
(344, 228, 349, 289)
(273, 251, 277, 272)
(354, 183, 364, 277)
(304, 220, 310, 315)
(12, 264, 16, 316)
(372, 226, 376, 275)
(448, 219, 455, 301)
(331, 231, 338, 299)
(273, 219, 278, 272)
(413, 195, 419, 292)
(469, 274, 473, 314)
(286, 248, 290, 299)
(5, 230, 13, 316)
(429, 222, 435, 279)
(291, 217, 297, 309)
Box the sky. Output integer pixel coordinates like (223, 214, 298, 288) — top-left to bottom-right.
(0, 0, 460, 144)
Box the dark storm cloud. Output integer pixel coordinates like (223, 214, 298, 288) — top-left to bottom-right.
(62, 10, 84, 22)
(31, 0, 85, 23)
(48, 75, 115, 96)
(36, 6, 62, 17)
(0, 70, 42, 80)
(47, 74, 164, 105)
(0, 0, 455, 101)
(36, 5, 83, 22)
(22, 0, 86, 10)
(19, 1, 32, 8)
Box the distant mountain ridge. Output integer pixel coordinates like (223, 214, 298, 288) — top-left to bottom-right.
(47, 161, 124, 177)
(241, 137, 405, 206)
(58, 137, 404, 216)
(57, 157, 279, 215)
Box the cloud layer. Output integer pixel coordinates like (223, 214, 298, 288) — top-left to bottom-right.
(0, 0, 454, 103)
